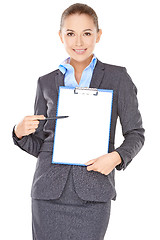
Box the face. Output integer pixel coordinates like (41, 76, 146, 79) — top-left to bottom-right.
(59, 13, 102, 64)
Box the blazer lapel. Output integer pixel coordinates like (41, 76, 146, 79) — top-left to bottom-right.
(89, 59, 105, 89)
(55, 58, 105, 92)
(55, 71, 65, 93)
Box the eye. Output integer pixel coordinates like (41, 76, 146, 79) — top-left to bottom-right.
(84, 32, 91, 36)
(67, 32, 75, 36)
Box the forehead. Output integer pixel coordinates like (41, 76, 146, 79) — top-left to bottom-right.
(62, 13, 96, 31)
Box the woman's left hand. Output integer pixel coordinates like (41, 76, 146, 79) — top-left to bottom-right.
(84, 151, 122, 175)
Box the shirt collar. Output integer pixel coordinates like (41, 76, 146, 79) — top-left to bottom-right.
(58, 54, 97, 74)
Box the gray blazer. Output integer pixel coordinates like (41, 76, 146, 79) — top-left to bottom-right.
(12, 59, 145, 202)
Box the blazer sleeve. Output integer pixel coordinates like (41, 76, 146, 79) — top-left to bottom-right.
(115, 68, 145, 170)
(12, 77, 47, 157)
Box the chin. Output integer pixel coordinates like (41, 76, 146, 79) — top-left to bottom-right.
(70, 53, 93, 63)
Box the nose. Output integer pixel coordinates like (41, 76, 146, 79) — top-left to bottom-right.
(75, 35, 83, 47)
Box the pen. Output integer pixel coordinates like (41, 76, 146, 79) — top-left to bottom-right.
(40, 116, 69, 120)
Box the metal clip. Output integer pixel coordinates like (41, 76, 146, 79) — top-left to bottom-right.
(74, 87, 98, 96)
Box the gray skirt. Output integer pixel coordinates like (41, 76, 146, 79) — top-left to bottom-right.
(32, 166, 111, 240)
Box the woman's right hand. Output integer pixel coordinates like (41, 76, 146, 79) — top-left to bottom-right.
(14, 115, 45, 139)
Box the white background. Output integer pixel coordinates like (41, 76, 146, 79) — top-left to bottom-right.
(0, 0, 159, 239)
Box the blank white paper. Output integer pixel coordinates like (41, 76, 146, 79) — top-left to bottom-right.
(52, 87, 113, 166)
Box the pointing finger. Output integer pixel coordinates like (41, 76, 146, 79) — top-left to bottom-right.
(30, 115, 46, 120)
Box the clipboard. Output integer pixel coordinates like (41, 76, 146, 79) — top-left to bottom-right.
(52, 86, 113, 166)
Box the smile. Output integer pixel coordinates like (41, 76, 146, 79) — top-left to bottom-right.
(73, 49, 87, 54)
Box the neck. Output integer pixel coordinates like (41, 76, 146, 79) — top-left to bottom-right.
(70, 54, 93, 74)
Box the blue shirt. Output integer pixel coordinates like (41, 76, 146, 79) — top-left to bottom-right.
(58, 54, 97, 88)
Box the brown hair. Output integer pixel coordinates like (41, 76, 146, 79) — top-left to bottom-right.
(60, 3, 99, 32)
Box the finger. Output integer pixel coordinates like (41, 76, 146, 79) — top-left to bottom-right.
(87, 164, 96, 171)
(25, 123, 38, 132)
(84, 159, 96, 166)
(86, 162, 96, 170)
(25, 122, 39, 130)
(24, 128, 36, 136)
(86, 166, 93, 171)
(27, 115, 45, 120)
(27, 121, 39, 126)
(33, 115, 46, 120)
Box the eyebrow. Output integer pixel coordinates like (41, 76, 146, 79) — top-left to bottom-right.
(66, 29, 93, 32)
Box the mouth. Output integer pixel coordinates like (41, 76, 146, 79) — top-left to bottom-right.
(73, 48, 87, 54)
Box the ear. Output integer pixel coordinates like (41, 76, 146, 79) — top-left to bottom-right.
(96, 29, 102, 43)
(58, 30, 64, 43)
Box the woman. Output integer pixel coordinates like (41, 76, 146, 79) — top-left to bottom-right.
(12, 3, 145, 240)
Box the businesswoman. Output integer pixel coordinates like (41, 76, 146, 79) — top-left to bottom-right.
(12, 3, 145, 240)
